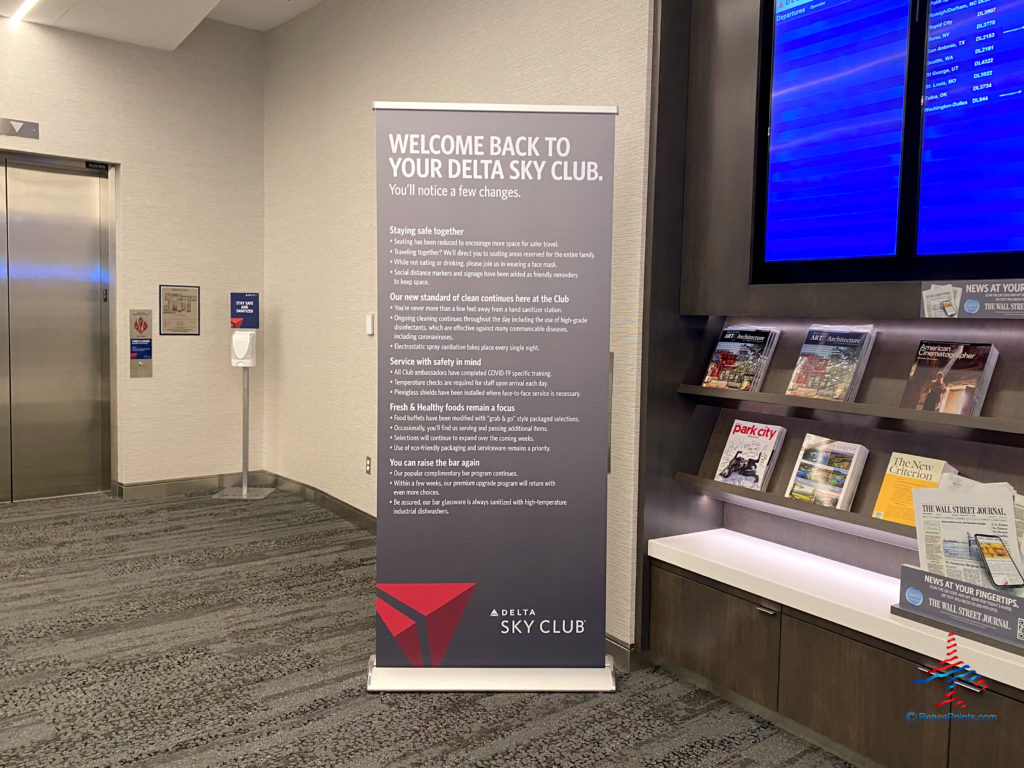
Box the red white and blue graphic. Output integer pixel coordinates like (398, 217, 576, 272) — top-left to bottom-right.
(375, 583, 475, 667)
(129, 339, 152, 360)
(914, 633, 989, 709)
(230, 292, 259, 329)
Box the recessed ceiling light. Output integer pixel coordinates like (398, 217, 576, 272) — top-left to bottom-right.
(10, 0, 41, 23)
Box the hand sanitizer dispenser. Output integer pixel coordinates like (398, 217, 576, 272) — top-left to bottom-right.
(231, 330, 256, 367)
(215, 297, 273, 501)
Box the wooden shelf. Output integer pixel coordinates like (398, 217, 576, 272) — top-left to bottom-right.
(673, 472, 916, 543)
(677, 384, 1024, 438)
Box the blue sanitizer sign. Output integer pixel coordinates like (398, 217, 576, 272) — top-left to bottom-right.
(230, 293, 259, 329)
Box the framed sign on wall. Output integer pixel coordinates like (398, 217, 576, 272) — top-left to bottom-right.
(159, 285, 200, 335)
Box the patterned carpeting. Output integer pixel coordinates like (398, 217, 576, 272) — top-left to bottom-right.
(0, 491, 850, 767)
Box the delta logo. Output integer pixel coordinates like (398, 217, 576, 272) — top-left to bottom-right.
(732, 423, 778, 440)
(488, 607, 587, 635)
(375, 582, 474, 667)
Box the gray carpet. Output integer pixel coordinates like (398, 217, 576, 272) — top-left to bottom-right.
(0, 491, 850, 767)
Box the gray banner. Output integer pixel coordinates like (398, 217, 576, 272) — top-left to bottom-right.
(921, 279, 1024, 319)
(375, 106, 614, 669)
(898, 565, 1024, 650)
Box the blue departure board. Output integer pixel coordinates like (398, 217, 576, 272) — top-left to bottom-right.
(918, 0, 1024, 255)
(765, 0, 912, 262)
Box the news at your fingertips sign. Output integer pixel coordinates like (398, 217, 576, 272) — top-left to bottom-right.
(921, 279, 1024, 319)
(373, 103, 616, 684)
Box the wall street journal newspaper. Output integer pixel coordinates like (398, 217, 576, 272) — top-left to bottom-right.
(913, 478, 1024, 596)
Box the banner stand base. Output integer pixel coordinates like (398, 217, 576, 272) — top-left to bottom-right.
(366, 654, 616, 693)
(213, 487, 275, 500)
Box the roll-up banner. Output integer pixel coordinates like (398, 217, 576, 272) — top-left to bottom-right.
(370, 102, 616, 692)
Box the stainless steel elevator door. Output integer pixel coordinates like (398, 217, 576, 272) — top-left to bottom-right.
(0, 167, 11, 503)
(6, 165, 106, 500)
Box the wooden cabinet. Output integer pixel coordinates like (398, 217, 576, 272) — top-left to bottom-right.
(778, 616, 949, 768)
(648, 561, 1024, 768)
(948, 687, 1024, 768)
(650, 564, 780, 708)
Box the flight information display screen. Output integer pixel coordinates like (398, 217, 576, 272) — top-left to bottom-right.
(764, 0, 911, 262)
(918, 0, 1024, 255)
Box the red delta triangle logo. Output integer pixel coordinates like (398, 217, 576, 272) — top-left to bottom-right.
(375, 583, 475, 667)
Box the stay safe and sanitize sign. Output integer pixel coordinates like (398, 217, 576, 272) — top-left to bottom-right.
(230, 293, 260, 329)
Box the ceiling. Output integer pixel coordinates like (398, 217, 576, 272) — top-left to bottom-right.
(0, 0, 323, 50)
(208, 0, 323, 32)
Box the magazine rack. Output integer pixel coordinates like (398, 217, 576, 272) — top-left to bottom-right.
(675, 384, 1024, 440)
(649, 315, 1024, 578)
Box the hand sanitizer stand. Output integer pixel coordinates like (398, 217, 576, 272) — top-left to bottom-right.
(214, 330, 274, 500)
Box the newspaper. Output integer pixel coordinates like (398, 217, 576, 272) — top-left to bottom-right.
(937, 474, 1024, 557)
(913, 480, 1024, 597)
(921, 283, 963, 318)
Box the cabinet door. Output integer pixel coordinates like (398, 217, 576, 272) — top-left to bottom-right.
(650, 565, 780, 709)
(948, 688, 1024, 768)
(779, 616, 948, 768)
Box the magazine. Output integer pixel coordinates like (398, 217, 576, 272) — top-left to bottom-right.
(872, 453, 957, 527)
(714, 419, 787, 491)
(785, 324, 876, 402)
(784, 433, 868, 511)
(899, 341, 998, 417)
(702, 326, 780, 392)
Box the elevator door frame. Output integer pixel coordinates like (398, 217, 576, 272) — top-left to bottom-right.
(0, 150, 112, 500)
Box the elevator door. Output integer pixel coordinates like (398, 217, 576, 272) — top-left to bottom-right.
(0, 159, 108, 501)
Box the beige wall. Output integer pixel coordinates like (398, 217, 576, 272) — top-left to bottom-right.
(0, 0, 653, 645)
(0, 20, 266, 485)
(264, 0, 653, 644)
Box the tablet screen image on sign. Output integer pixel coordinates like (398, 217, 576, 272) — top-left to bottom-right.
(975, 534, 1024, 588)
